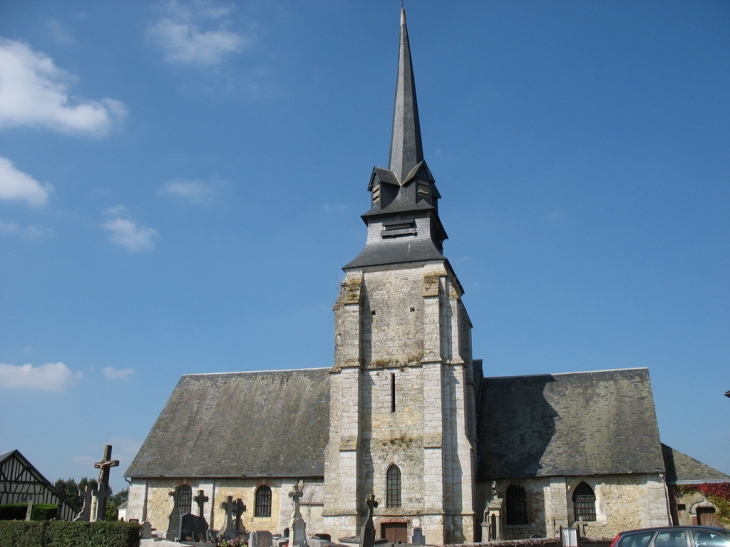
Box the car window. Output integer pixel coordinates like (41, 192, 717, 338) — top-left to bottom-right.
(692, 530, 730, 547)
(619, 532, 656, 547)
(655, 530, 688, 547)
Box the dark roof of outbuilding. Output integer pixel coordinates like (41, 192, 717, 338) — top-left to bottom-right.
(661, 443, 730, 484)
(125, 369, 330, 479)
(476, 368, 665, 480)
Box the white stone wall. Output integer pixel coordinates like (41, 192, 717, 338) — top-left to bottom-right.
(126, 478, 325, 538)
(475, 474, 671, 540)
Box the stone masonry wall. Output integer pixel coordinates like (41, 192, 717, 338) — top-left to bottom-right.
(325, 262, 477, 545)
(126, 478, 325, 538)
(475, 475, 669, 540)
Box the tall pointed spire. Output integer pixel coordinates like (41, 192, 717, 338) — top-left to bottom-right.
(388, 8, 424, 182)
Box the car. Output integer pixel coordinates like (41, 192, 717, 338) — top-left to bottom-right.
(610, 526, 730, 547)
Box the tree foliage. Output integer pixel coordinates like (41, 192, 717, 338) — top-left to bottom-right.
(52, 478, 127, 521)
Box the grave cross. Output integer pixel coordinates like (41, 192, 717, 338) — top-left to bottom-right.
(289, 482, 303, 519)
(194, 490, 209, 517)
(221, 496, 236, 535)
(365, 494, 378, 521)
(234, 498, 246, 531)
(93, 445, 119, 521)
(359, 494, 379, 547)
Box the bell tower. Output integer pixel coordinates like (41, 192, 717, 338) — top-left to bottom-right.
(323, 9, 478, 544)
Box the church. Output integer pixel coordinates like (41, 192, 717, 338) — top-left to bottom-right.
(125, 10, 729, 544)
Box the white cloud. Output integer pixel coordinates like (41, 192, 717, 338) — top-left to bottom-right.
(160, 178, 221, 205)
(0, 37, 127, 136)
(48, 20, 75, 44)
(101, 207, 159, 252)
(321, 202, 346, 212)
(0, 362, 77, 392)
(0, 156, 53, 206)
(148, 0, 252, 66)
(0, 220, 54, 239)
(102, 366, 135, 380)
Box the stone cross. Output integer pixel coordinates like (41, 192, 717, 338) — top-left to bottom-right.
(221, 496, 237, 538)
(359, 494, 378, 547)
(194, 490, 209, 517)
(92, 445, 119, 521)
(233, 498, 246, 531)
(74, 486, 93, 522)
(365, 494, 378, 522)
(289, 482, 303, 519)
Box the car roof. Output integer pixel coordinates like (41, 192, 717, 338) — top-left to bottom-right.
(620, 526, 728, 534)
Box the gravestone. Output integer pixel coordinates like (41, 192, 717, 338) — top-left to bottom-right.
(92, 445, 119, 522)
(250, 530, 274, 547)
(289, 482, 307, 547)
(181, 513, 209, 542)
(24, 499, 33, 522)
(411, 527, 425, 545)
(359, 494, 378, 547)
(74, 486, 93, 522)
(167, 485, 192, 540)
(140, 521, 153, 539)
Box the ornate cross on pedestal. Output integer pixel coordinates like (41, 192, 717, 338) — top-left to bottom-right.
(365, 494, 378, 522)
(92, 445, 119, 522)
(194, 490, 208, 518)
(289, 482, 303, 519)
(359, 494, 379, 547)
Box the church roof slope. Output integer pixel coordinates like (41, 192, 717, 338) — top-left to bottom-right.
(661, 443, 730, 484)
(476, 368, 664, 480)
(125, 368, 330, 479)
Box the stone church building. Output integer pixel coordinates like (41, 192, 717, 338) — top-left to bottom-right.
(125, 10, 728, 544)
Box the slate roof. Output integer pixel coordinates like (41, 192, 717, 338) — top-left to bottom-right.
(476, 368, 665, 480)
(125, 369, 330, 479)
(661, 443, 730, 484)
(388, 8, 424, 183)
(344, 237, 446, 269)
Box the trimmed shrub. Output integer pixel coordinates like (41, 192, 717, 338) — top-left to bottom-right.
(31, 505, 58, 522)
(0, 504, 58, 521)
(0, 520, 140, 547)
(0, 503, 28, 521)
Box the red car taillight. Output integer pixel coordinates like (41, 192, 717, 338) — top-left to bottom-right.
(609, 535, 621, 547)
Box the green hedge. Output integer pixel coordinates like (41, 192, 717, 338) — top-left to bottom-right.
(0, 504, 27, 521)
(0, 504, 58, 522)
(0, 520, 140, 547)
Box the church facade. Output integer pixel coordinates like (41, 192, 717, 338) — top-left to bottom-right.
(125, 10, 728, 544)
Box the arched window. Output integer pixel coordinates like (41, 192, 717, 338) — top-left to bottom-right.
(386, 465, 401, 508)
(176, 484, 192, 515)
(505, 484, 528, 525)
(573, 482, 596, 522)
(255, 485, 272, 517)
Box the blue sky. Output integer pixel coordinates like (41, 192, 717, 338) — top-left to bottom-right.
(0, 0, 728, 496)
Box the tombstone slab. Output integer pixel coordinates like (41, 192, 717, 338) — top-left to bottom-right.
(181, 512, 208, 542)
(250, 529, 274, 547)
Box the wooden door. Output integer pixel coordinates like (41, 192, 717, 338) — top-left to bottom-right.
(382, 523, 408, 543)
(697, 507, 720, 527)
